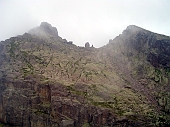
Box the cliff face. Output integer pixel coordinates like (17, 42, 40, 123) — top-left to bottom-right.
(120, 25, 170, 69)
(107, 25, 170, 116)
(0, 79, 122, 127)
(0, 23, 170, 127)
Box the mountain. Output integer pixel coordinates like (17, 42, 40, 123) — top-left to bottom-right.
(0, 22, 170, 127)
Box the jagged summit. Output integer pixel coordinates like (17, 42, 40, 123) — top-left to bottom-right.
(123, 25, 169, 39)
(108, 24, 170, 69)
(40, 22, 58, 36)
(28, 22, 58, 38)
(121, 25, 149, 37)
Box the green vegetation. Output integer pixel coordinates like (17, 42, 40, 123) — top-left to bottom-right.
(0, 123, 11, 127)
(81, 123, 90, 127)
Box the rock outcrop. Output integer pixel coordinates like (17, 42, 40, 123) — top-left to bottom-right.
(85, 42, 90, 48)
(0, 78, 141, 127)
(29, 22, 58, 39)
(121, 25, 170, 69)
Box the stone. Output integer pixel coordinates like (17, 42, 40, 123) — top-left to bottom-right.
(85, 42, 90, 48)
(28, 22, 58, 38)
(61, 120, 74, 127)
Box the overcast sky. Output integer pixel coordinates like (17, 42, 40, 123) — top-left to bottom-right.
(0, 0, 170, 47)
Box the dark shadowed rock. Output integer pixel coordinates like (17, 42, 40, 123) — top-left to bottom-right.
(120, 25, 170, 69)
(0, 43, 3, 66)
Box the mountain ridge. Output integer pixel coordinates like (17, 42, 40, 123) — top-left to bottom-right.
(0, 22, 170, 127)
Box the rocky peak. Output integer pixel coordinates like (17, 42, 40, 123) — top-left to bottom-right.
(110, 25, 170, 69)
(122, 25, 147, 37)
(40, 22, 52, 28)
(40, 22, 58, 36)
(28, 22, 58, 38)
(126, 25, 143, 31)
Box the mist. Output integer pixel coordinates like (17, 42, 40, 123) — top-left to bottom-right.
(0, 0, 170, 47)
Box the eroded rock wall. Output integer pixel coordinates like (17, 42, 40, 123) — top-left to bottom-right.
(0, 79, 137, 127)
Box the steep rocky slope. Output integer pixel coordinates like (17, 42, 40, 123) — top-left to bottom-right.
(0, 22, 170, 127)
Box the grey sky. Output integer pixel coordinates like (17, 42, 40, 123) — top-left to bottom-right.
(0, 0, 170, 47)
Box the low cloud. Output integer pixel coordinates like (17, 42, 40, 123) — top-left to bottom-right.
(0, 0, 170, 47)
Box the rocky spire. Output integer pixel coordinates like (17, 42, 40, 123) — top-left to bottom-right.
(85, 42, 90, 48)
